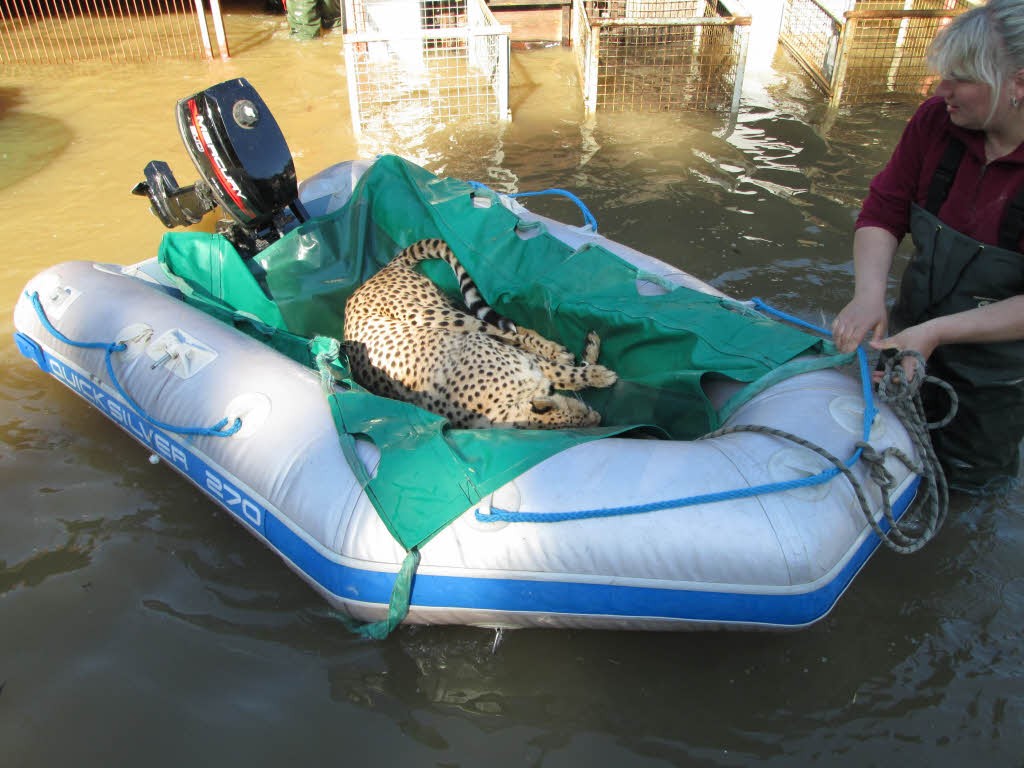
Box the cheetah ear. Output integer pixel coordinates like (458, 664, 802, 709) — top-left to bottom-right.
(530, 397, 555, 414)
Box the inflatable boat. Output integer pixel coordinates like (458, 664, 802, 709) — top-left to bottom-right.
(12, 79, 940, 635)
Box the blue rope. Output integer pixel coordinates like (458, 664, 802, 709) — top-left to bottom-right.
(750, 297, 878, 443)
(468, 181, 599, 232)
(28, 291, 241, 438)
(481, 471, 846, 523)
(479, 299, 877, 524)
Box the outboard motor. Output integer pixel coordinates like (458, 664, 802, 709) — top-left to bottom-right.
(132, 78, 308, 256)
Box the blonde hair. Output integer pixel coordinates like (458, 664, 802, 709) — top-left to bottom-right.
(928, 0, 1024, 124)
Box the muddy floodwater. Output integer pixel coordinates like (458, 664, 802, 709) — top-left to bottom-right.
(1, 5, 1021, 766)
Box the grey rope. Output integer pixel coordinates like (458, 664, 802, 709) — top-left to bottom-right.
(700, 350, 953, 555)
(868, 350, 956, 551)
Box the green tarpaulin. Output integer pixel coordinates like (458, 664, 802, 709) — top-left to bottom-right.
(158, 154, 826, 553)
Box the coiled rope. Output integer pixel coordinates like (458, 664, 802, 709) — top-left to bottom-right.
(865, 349, 955, 552)
(478, 300, 953, 554)
(28, 291, 241, 438)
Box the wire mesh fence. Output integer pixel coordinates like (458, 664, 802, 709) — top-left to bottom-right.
(779, 0, 972, 106)
(342, 0, 510, 136)
(570, 0, 750, 116)
(0, 0, 219, 64)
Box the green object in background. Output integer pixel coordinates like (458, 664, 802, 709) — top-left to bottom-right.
(287, 0, 341, 39)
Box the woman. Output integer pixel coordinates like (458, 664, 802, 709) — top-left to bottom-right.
(832, 0, 1024, 490)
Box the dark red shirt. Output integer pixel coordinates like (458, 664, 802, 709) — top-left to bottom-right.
(857, 96, 1024, 250)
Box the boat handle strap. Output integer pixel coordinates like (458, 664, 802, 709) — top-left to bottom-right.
(26, 291, 241, 439)
(467, 181, 599, 233)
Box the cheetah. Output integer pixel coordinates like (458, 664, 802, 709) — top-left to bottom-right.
(343, 238, 617, 429)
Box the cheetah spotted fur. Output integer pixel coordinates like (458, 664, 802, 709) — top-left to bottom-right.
(343, 238, 617, 428)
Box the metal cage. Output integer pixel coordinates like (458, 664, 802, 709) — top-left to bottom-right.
(779, 0, 973, 106)
(342, 0, 511, 135)
(0, 0, 227, 64)
(570, 0, 750, 115)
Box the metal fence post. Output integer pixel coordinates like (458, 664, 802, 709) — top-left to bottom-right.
(829, 13, 855, 108)
(193, 0, 214, 60)
(209, 0, 230, 60)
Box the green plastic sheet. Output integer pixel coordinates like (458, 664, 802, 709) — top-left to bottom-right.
(158, 154, 826, 554)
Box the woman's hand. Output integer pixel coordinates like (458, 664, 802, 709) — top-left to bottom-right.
(869, 322, 941, 382)
(832, 296, 889, 353)
(868, 296, 1024, 381)
(832, 226, 900, 353)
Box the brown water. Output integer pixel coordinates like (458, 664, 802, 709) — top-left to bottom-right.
(2, 5, 1022, 766)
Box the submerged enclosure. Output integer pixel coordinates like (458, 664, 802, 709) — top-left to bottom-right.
(569, 0, 751, 115)
(342, 0, 511, 135)
(779, 0, 972, 106)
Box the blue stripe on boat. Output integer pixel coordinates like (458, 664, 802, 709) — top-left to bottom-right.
(26, 340, 918, 628)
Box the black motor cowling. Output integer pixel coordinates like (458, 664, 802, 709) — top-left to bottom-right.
(132, 78, 307, 254)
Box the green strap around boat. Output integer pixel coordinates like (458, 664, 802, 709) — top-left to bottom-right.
(334, 549, 421, 640)
(313, 338, 419, 637)
(717, 344, 854, 424)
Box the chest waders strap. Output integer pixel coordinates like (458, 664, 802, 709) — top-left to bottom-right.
(925, 138, 965, 215)
(925, 136, 1024, 251)
(999, 178, 1024, 250)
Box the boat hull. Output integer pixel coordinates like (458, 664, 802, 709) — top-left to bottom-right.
(12, 163, 921, 631)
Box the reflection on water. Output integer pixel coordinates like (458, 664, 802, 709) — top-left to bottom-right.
(0, 10, 1021, 766)
(0, 88, 72, 192)
(0, 519, 96, 594)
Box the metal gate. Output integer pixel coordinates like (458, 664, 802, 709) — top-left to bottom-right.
(343, 0, 511, 136)
(0, 0, 230, 64)
(779, 0, 972, 106)
(570, 0, 751, 115)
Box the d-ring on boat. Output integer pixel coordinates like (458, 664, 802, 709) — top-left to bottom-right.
(12, 79, 944, 636)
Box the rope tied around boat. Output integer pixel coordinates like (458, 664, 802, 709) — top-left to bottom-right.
(477, 302, 952, 555)
(701, 420, 945, 556)
(26, 291, 242, 439)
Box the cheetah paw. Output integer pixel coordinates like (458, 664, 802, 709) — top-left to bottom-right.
(584, 364, 618, 389)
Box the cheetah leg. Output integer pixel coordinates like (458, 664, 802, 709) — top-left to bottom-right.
(581, 330, 602, 364)
(484, 326, 575, 366)
(534, 331, 616, 390)
(537, 360, 618, 391)
(492, 392, 602, 429)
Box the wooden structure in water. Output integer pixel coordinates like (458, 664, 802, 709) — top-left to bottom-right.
(485, 0, 572, 45)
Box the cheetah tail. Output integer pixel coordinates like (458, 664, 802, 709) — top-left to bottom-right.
(397, 238, 517, 332)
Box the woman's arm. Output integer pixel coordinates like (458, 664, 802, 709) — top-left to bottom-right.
(874, 294, 1024, 364)
(834, 100, 948, 353)
(832, 226, 900, 352)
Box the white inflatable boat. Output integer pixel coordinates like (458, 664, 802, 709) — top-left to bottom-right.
(12, 80, 936, 634)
